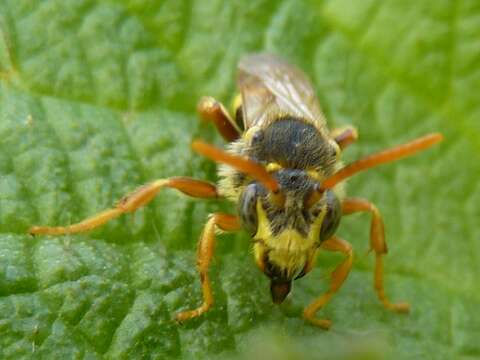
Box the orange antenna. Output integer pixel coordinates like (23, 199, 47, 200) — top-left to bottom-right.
(322, 133, 443, 190)
(192, 140, 279, 193)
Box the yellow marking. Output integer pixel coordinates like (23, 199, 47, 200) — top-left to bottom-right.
(244, 126, 261, 142)
(232, 93, 242, 114)
(266, 162, 282, 172)
(307, 170, 324, 182)
(253, 199, 327, 278)
(253, 242, 266, 271)
(330, 139, 341, 161)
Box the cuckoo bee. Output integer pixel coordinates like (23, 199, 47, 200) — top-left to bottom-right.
(30, 54, 443, 329)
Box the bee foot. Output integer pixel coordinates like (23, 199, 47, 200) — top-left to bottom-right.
(306, 317, 332, 330)
(389, 302, 410, 313)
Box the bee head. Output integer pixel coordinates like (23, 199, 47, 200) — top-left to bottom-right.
(238, 169, 340, 304)
(191, 140, 352, 304)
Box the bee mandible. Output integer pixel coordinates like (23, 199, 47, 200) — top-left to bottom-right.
(30, 54, 443, 329)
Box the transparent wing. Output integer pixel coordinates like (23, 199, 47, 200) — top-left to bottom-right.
(238, 53, 326, 129)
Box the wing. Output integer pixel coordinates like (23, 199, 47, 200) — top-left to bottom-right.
(238, 53, 327, 131)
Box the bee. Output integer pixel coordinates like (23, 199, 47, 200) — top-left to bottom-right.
(29, 53, 443, 329)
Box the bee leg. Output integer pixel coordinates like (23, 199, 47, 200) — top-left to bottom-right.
(331, 126, 358, 150)
(198, 96, 241, 142)
(303, 236, 353, 329)
(175, 213, 240, 322)
(342, 198, 410, 313)
(29, 177, 219, 235)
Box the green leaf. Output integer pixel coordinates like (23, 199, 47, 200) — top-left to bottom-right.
(0, 0, 479, 359)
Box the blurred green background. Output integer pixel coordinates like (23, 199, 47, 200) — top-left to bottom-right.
(0, 0, 479, 359)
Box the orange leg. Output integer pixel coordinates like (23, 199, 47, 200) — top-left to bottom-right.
(198, 96, 241, 142)
(303, 236, 353, 329)
(176, 213, 240, 322)
(29, 177, 219, 235)
(342, 198, 410, 313)
(192, 140, 279, 193)
(322, 133, 443, 190)
(331, 125, 358, 150)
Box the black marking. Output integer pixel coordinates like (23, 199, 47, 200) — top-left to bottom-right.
(249, 117, 337, 173)
(295, 263, 309, 280)
(311, 208, 321, 217)
(264, 256, 288, 282)
(234, 105, 245, 131)
(264, 256, 293, 303)
(259, 169, 317, 237)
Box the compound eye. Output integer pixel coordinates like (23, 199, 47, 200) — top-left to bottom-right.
(237, 183, 259, 235)
(319, 190, 342, 242)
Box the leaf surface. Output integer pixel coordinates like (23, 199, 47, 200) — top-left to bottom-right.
(0, 0, 479, 359)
